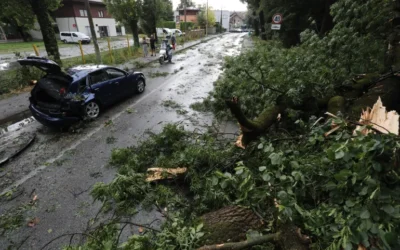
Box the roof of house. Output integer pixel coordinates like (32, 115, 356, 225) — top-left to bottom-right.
(230, 11, 247, 20)
(177, 7, 200, 11)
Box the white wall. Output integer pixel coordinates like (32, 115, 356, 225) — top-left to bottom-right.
(214, 10, 230, 31)
(28, 22, 43, 40)
(58, 17, 124, 38)
(56, 18, 79, 34)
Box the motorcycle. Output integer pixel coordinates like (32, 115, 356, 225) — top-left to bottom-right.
(159, 39, 172, 65)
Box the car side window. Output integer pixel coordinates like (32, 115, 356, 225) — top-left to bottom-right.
(78, 78, 87, 93)
(89, 70, 109, 86)
(106, 68, 126, 79)
(73, 33, 78, 37)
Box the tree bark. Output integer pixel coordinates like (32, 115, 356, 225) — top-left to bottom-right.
(319, 0, 335, 36)
(253, 10, 260, 37)
(386, 0, 400, 69)
(259, 10, 266, 40)
(30, 0, 61, 65)
(200, 206, 264, 245)
(199, 206, 309, 250)
(85, 0, 101, 64)
(131, 21, 140, 48)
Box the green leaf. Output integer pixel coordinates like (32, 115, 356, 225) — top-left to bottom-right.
(290, 161, 300, 168)
(277, 191, 288, 200)
(257, 143, 263, 149)
(269, 153, 282, 165)
(382, 204, 394, 214)
(345, 200, 355, 207)
(384, 232, 397, 246)
(334, 169, 352, 182)
(259, 166, 267, 172)
(359, 187, 368, 196)
(196, 223, 203, 232)
(220, 180, 228, 189)
(211, 176, 218, 186)
(262, 172, 271, 182)
(325, 181, 336, 190)
(369, 188, 379, 199)
(360, 209, 370, 219)
(335, 150, 345, 159)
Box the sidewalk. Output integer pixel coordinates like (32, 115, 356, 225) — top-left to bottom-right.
(0, 34, 221, 126)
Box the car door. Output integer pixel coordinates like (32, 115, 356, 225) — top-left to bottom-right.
(105, 68, 130, 98)
(88, 69, 117, 105)
(72, 33, 79, 43)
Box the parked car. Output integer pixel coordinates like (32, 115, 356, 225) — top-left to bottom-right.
(171, 29, 185, 37)
(156, 28, 172, 39)
(18, 57, 146, 127)
(60, 31, 91, 44)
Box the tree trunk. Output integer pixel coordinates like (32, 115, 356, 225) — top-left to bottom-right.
(15, 23, 29, 42)
(200, 206, 264, 245)
(85, 0, 101, 64)
(259, 10, 266, 40)
(131, 21, 140, 48)
(319, 0, 335, 36)
(252, 10, 260, 36)
(199, 206, 309, 250)
(386, 0, 400, 69)
(30, 0, 61, 65)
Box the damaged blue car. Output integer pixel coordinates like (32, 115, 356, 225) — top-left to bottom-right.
(18, 57, 146, 127)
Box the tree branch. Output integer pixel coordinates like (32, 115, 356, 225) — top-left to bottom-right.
(242, 69, 285, 94)
(197, 233, 280, 250)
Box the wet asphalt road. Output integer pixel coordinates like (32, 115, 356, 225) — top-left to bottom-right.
(0, 33, 245, 249)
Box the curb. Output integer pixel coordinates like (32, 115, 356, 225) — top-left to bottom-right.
(0, 35, 223, 127)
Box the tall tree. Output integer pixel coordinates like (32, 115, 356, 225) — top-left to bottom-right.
(197, 6, 216, 29)
(104, 0, 142, 47)
(177, 0, 195, 9)
(0, 0, 35, 42)
(141, 0, 173, 41)
(28, 0, 62, 64)
(85, 0, 101, 63)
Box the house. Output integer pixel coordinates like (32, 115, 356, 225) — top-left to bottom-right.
(54, 0, 125, 38)
(29, 0, 125, 40)
(214, 10, 230, 31)
(229, 11, 247, 30)
(176, 7, 201, 23)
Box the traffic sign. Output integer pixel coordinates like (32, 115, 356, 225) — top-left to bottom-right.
(271, 24, 281, 30)
(272, 14, 283, 24)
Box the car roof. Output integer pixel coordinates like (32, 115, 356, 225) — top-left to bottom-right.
(67, 64, 109, 80)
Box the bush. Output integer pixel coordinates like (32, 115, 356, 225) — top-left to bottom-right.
(0, 66, 43, 95)
(160, 21, 176, 29)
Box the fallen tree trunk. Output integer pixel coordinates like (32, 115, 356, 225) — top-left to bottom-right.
(199, 206, 309, 250)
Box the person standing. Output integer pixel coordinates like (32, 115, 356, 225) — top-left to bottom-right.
(141, 36, 148, 57)
(150, 34, 156, 56)
(171, 34, 176, 50)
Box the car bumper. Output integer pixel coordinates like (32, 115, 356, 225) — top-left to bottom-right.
(30, 104, 80, 127)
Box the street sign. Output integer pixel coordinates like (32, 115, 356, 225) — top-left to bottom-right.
(271, 24, 281, 30)
(272, 14, 283, 24)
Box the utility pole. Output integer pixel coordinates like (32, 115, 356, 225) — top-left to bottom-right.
(85, 0, 101, 64)
(206, 0, 208, 36)
(220, 6, 223, 33)
(184, 0, 187, 43)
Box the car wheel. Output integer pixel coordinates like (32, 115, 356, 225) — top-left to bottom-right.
(85, 101, 101, 119)
(63, 40, 67, 44)
(136, 79, 145, 94)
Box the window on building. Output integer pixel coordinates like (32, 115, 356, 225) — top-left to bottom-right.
(98, 11, 104, 17)
(79, 9, 88, 17)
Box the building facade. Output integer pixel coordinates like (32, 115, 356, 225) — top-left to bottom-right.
(54, 0, 125, 38)
(176, 7, 200, 23)
(214, 10, 230, 31)
(229, 11, 247, 30)
(29, 0, 125, 40)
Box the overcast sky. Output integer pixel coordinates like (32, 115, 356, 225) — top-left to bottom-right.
(172, 0, 248, 11)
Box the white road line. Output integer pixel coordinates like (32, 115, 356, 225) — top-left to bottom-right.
(0, 76, 180, 196)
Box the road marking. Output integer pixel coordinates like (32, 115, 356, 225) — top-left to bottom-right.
(0, 74, 186, 196)
(0, 33, 236, 196)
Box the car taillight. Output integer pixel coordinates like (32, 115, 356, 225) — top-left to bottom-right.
(60, 88, 66, 96)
